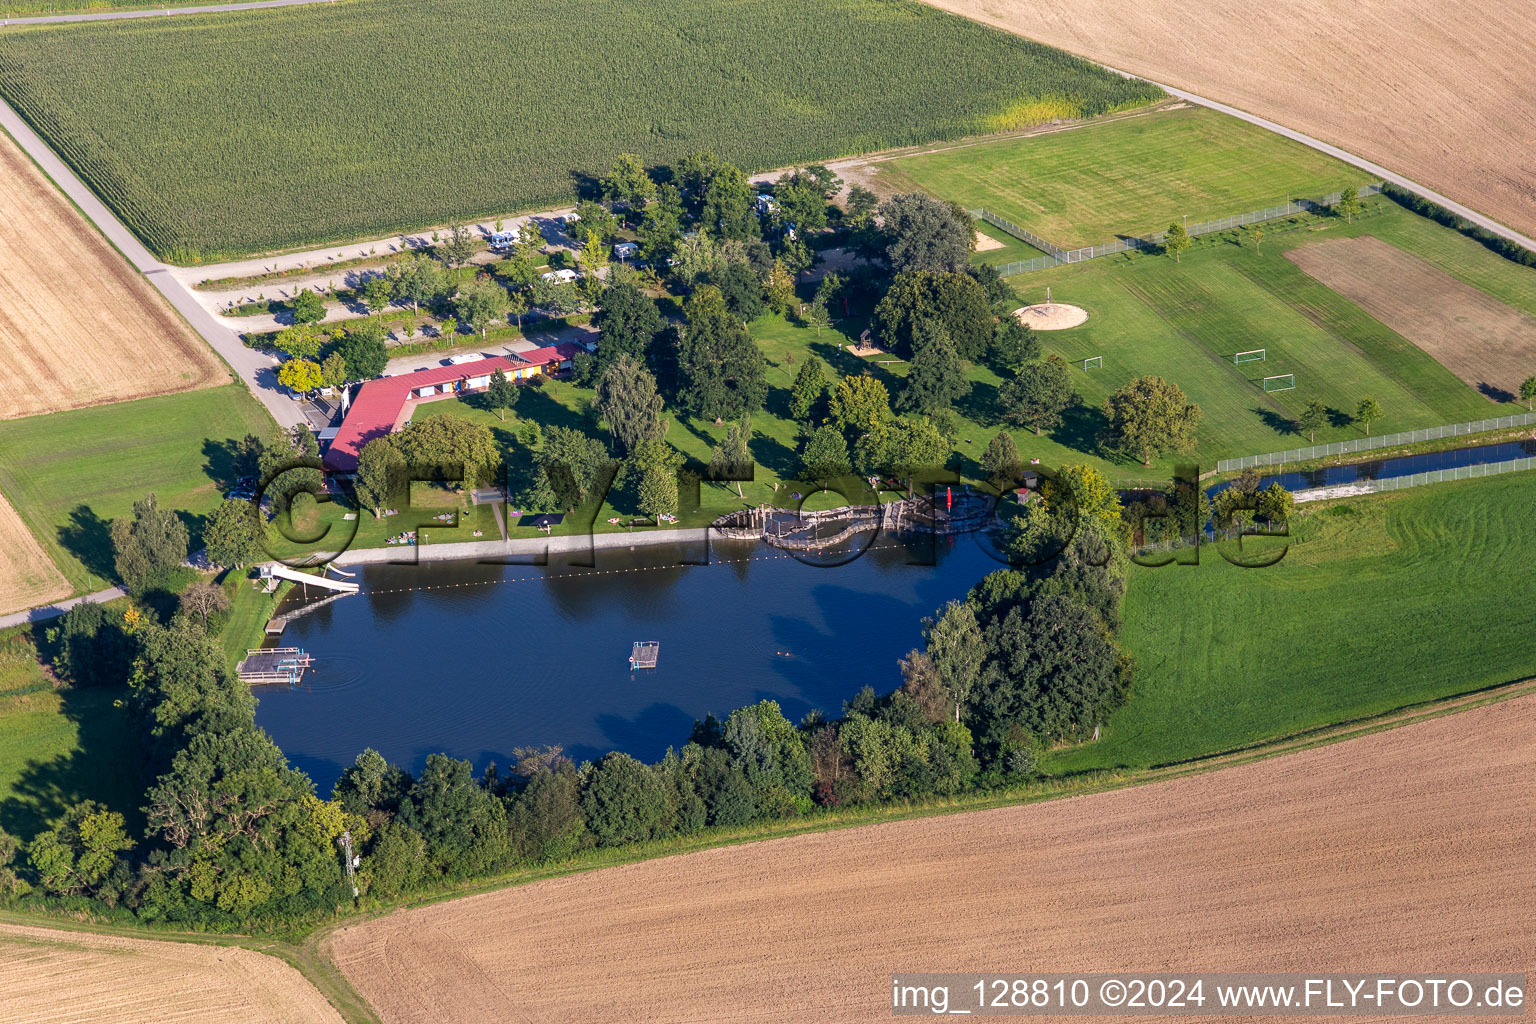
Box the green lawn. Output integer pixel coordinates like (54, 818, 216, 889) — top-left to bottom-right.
(1046, 472, 1536, 774)
(0, 0, 1158, 262)
(0, 385, 274, 591)
(0, 629, 145, 842)
(884, 105, 1373, 249)
(1006, 199, 1503, 471)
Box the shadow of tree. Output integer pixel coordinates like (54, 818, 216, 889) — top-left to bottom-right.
(1051, 403, 1110, 457)
(1478, 382, 1516, 403)
(57, 505, 115, 582)
(1253, 407, 1297, 436)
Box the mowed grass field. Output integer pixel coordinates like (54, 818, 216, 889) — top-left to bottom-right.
(0, 0, 1159, 262)
(0, 385, 273, 591)
(328, 695, 1536, 1021)
(881, 105, 1372, 247)
(1050, 472, 1536, 775)
(1008, 200, 1528, 468)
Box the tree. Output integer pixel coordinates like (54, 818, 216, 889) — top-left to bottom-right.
(800, 424, 851, 481)
(397, 754, 510, 876)
(485, 368, 518, 422)
(528, 277, 582, 316)
(1251, 224, 1265, 255)
(601, 152, 657, 210)
(1296, 399, 1328, 442)
(437, 315, 459, 342)
(45, 602, 132, 689)
(362, 273, 394, 318)
(28, 801, 134, 898)
(922, 600, 985, 722)
(990, 320, 1040, 374)
(111, 492, 189, 595)
(1520, 375, 1536, 411)
(393, 417, 502, 485)
(203, 497, 263, 568)
(828, 374, 891, 435)
(506, 289, 529, 329)
(596, 354, 665, 457)
(390, 252, 446, 314)
(1164, 222, 1192, 263)
(1101, 376, 1202, 465)
(1335, 185, 1364, 223)
(180, 580, 230, 623)
(998, 355, 1077, 435)
(765, 259, 797, 315)
(277, 357, 323, 395)
(320, 351, 348, 388)
(571, 199, 618, 243)
(338, 319, 389, 380)
(354, 437, 405, 517)
(707, 418, 753, 497)
(455, 277, 509, 338)
(853, 416, 950, 488)
(700, 162, 758, 241)
(789, 356, 829, 424)
(1354, 395, 1383, 435)
(536, 426, 611, 508)
(673, 285, 766, 422)
(515, 219, 546, 263)
(772, 168, 830, 232)
(713, 259, 765, 321)
(259, 424, 322, 515)
(576, 228, 610, 303)
(843, 184, 878, 227)
(438, 221, 477, 270)
(878, 193, 973, 274)
(290, 288, 326, 324)
(980, 431, 1024, 484)
(871, 269, 994, 360)
(897, 320, 970, 416)
(592, 282, 664, 374)
(631, 438, 683, 518)
(275, 321, 322, 360)
(582, 753, 677, 845)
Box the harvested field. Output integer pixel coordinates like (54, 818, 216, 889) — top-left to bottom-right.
(328, 696, 1536, 1023)
(0, 490, 68, 615)
(0, 128, 225, 420)
(1287, 235, 1536, 401)
(917, 0, 1536, 239)
(0, 921, 343, 1024)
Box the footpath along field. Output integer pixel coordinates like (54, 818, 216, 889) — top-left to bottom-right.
(325, 693, 1536, 1021)
(0, 0, 1159, 260)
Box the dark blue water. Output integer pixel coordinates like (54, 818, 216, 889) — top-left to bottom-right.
(1210, 438, 1536, 495)
(255, 535, 1004, 793)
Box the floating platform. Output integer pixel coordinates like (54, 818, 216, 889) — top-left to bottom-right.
(237, 647, 313, 685)
(264, 617, 287, 636)
(629, 641, 660, 670)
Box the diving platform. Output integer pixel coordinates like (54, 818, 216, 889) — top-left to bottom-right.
(629, 641, 660, 670)
(237, 647, 314, 685)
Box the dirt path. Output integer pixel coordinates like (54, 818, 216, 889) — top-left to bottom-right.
(1, 0, 335, 26)
(327, 694, 1536, 1023)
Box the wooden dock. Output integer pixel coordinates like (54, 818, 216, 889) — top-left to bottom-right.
(264, 616, 288, 636)
(629, 641, 660, 670)
(236, 647, 314, 685)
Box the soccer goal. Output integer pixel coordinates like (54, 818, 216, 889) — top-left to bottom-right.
(1234, 348, 1267, 364)
(1261, 374, 1296, 392)
(1081, 356, 1102, 370)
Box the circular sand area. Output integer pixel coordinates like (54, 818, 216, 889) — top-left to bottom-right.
(1013, 303, 1089, 330)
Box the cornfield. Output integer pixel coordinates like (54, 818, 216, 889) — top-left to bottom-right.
(0, 0, 1160, 263)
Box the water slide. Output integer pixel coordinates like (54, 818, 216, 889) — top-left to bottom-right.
(260, 563, 360, 593)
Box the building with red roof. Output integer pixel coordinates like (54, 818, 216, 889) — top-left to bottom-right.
(322, 341, 586, 472)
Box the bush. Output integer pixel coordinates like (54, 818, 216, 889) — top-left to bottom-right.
(1381, 183, 1536, 268)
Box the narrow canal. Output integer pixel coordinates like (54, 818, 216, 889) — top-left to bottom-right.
(255, 535, 1003, 792)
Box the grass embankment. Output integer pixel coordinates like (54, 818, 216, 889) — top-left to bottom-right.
(1050, 472, 1536, 773)
(0, 0, 1159, 261)
(886, 104, 1374, 248)
(0, 385, 274, 591)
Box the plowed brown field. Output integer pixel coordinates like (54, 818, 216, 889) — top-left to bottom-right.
(1287, 235, 1536, 401)
(917, 0, 1536, 240)
(328, 697, 1536, 1024)
(0, 128, 225, 421)
(0, 921, 344, 1024)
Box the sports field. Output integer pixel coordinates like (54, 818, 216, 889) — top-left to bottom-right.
(0, 385, 273, 590)
(918, 0, 1536, 240)
(0, 921, 343, 1024)
(1052, 472, 1536, 774)
(1009, 200, 1526, 469)
(882, 105, 1371, 248)
(0, 0, 1158, 261)
(0, 127, 226, 419)
(327, 693, 1536, 1021)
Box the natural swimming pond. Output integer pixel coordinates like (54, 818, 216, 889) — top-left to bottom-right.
(255, 536, 1004, 792)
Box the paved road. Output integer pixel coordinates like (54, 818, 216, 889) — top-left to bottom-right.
(1, 0, 333, 26)
(0, 102, 306, 428)
(0, 586, 126, 629)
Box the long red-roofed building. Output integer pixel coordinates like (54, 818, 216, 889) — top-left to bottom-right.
(323, 342, 584, 472)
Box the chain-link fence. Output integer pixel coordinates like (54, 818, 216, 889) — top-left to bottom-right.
(974, 184, 1383, 277)
(1294, 456, 1536, 500)
(1216, 411, 1536, 472)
